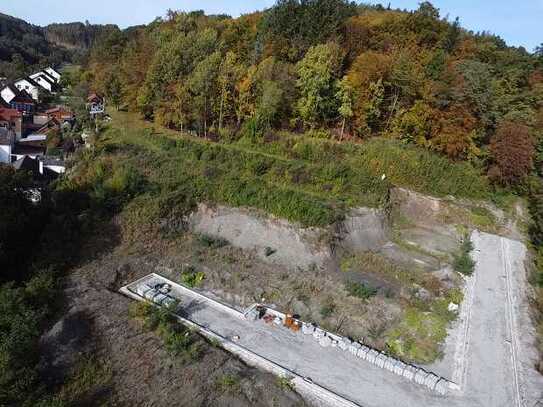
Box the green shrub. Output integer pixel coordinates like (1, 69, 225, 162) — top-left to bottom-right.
(215, 374, 241, 393)
(453, 236, 475, 275)
(197, 234, 229, 249)
(276, 376, 295, 391)
(345, 281, 378, 300)
(134, 304, 204, 362)
(181, 268, 206, 288)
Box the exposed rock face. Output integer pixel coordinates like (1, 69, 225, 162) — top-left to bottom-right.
(338, 207, 390, 253)
(187, 188, 496, 270)
(188, 203, 333, 269)
(188, 203, 391, 269)
(391, 188, 461, 258)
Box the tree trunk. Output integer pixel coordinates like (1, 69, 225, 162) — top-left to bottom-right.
(203, 94, 207, 138)
(385, 91, 399, 131)
(219, 91, 224, 131)
(340, 117, 346, 141)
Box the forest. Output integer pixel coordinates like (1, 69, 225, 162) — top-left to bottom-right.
(84, 1, 543, 188)
(0, 13, 115, 79)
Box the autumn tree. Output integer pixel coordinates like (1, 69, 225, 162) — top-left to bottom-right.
(489, 121, 534, 185)
(344, 51, 391, 135)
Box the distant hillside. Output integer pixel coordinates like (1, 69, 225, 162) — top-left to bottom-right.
(0, 13, 118, 80)
(0, 12, 66, 78)
(45, 22, 119, 50)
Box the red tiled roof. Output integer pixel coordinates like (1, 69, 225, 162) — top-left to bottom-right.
(0, 107, 22, 121)
(45, 106, 72, 115)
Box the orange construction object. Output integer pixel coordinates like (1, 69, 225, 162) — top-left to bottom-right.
(284, 314, 294, 328)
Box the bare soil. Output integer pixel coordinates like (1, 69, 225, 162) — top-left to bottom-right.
(39, 229, 307, 407)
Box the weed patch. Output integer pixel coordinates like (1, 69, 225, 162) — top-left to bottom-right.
(131, 302, 204, 362)
(215, 374, 241, 394)
(453, 236, 475, 276)
(181, 266, 206, 288)
(345, 281, 377, 300)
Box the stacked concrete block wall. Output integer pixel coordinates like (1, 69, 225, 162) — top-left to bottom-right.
(262, 309, 453, 395)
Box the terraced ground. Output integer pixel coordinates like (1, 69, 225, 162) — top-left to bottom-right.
(93, 110, 494, 229)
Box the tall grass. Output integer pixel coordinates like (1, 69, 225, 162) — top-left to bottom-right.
(236, 134, 491, 200)
(97, 112, 493, 228)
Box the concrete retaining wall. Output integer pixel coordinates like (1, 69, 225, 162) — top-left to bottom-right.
(120, 274, 359, 407)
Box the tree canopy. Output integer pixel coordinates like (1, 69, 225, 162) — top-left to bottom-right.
(82, 1, 543, 183)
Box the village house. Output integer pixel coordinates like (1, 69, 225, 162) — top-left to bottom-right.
(28, 73, 57, 94)
(0, 107, 22, 163)
(0, 107, 22, 140)
(9, 89, 35, 116)
(14, 77, 41, 101)
(87, 93, 105, 116)
(45, 106, 74, 123)
(11, 134, 46, 161)
(44, 67, 62, 83)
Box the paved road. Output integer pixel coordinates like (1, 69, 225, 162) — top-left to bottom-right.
(123, 231, 543, 407)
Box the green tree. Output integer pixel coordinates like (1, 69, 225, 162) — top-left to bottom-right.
(336, 77, 354, 139)
(456, 60, 497, 128)
(189, 51, 222, 136)
(296, 42, 343, 127)
(256, 80, 284, 129)
(260, 0, 356, 60)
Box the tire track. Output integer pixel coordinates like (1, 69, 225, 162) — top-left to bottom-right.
(501, 237, 524, 407)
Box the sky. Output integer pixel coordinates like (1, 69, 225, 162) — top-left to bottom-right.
(2, 0, 542, 52)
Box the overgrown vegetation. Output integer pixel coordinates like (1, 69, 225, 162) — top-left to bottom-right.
(527, 180, 543, 372)
(130, 301, 204, 362)
(345, 280, 377, 300)
(89, 111, 497, 234)
(453, 235, 476, 276)
(0, 273, 60, 405)
(341, 252, 462, 363)
(386, 296, 458, 363)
